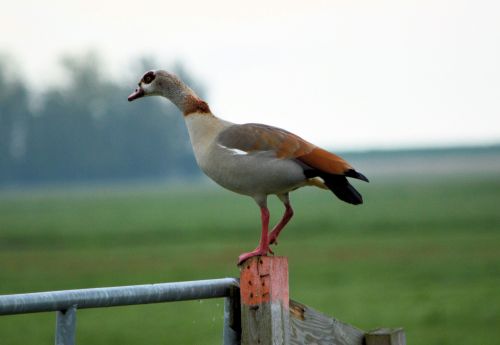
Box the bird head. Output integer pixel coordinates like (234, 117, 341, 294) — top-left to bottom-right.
(128, 70, 159, 101)
(128, 70, 188, 101)
(128, 69, 209, 115)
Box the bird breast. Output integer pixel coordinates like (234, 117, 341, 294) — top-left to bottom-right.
(184, 113, 307, 197)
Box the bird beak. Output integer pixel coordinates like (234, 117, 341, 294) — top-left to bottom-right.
(128, 87, 145, 102)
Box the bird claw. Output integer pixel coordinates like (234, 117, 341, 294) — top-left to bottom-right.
(238, 247, 270, 265)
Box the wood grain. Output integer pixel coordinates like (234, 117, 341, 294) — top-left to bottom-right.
(365, 328, 406, 345)
(239, 256, 290, 345)
(238, 256, 405, 345)
(289, 299, 365, 345)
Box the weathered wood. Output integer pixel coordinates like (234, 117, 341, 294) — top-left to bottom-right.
(289, 299, 364, 345)
(365, 328, 406, 345)
(239, 256, 290, 345)
(239, 256, 405, 345)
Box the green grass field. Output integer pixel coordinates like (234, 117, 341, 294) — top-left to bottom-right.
(0, 175, 499, 345)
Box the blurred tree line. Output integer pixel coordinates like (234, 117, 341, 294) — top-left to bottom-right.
(0, 53, 204, 186)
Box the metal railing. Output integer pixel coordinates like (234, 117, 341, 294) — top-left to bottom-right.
(0, 278, 241, 345)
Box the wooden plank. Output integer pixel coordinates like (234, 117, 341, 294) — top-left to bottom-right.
(239, 255, 404, 345)
(365, 328, 406, 345)
(239, 256, 290, 345)
(289, 299, 365, 345)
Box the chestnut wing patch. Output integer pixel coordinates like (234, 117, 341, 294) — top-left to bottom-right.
(216, 123, 369, 205)
(298, 147, 353, 175)
(216, 123, 359, 178)
(216, 123, 314, 158)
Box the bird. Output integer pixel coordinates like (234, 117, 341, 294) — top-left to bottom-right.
(128, 70, 369, 264)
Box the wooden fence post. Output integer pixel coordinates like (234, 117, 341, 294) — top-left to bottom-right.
(365, 328, 406, 345)
(239, 256, 290, 345)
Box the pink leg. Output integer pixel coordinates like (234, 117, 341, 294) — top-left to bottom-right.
(238, 207, 270, 265)
(268, 203, 294, 246)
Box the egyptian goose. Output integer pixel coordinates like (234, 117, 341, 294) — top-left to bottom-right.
(128, 70, 369, 264)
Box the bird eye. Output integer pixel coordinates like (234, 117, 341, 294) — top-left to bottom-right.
(142, 71, 155, 84)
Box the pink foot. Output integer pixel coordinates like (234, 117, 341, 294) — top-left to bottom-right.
(238, 246, 273, 265)
(238, 206, 274, 265)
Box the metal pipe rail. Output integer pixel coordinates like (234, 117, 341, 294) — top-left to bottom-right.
(0, 278, 241, 345)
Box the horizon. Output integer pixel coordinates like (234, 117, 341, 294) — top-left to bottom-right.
(1, 52, 500, 152)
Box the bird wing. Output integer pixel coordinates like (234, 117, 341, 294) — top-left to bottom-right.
(216, 123, 355, 176)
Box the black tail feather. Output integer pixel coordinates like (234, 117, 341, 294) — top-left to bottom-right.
(301, 164, 368, 205)
(344, 169, 370, 182)
(322, 174, 364, 205)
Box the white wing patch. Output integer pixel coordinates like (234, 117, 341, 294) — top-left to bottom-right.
(218, 143, 248, 156)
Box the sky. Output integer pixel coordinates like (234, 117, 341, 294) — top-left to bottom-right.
(1, 0, 499, 150)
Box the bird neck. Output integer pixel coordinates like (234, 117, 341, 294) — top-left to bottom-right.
(161, 81, 211, 116)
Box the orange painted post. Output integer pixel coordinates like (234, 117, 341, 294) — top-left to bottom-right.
(239, 256, 290, 345)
